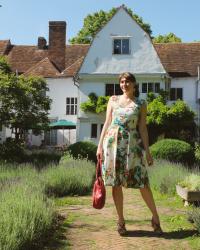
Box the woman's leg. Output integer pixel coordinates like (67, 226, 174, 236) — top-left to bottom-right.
(112, 185, 125, 224)
(139, 184, 160, 224)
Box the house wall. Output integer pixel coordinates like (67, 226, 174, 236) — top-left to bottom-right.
(170, 77, 198, 113)
(77, 75, 166, 144)
(79, 8, 166, 75)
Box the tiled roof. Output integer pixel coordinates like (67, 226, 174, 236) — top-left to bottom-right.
(0, 40, 11, 55)
(154, 43, 200, 77)
(7, 45, 48, 73)
(0, 43, 90, 77)
(24, 57, 60, 77)
(1, 39, 200, 78)
(62, 56, 85, 77)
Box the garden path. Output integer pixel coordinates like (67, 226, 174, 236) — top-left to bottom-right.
(51, 187, 197, 250)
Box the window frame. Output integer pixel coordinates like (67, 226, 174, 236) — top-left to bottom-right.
(91, 123, 98, 138)
(66, 97, 77, 115)
(112, 38, 131, 55)
(105, 83, 122, 96)
(170, 88, 183, 101)
(141, 82, 161, 93)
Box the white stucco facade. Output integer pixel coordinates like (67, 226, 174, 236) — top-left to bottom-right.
(0, 77, 78, 146)
(77, 7, 168, 145)
(79, 8, 166, 75)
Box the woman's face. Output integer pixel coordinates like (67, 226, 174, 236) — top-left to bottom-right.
(119, 77, 135, 95)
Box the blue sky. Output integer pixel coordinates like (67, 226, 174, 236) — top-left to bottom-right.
(0, 0, 199, 45)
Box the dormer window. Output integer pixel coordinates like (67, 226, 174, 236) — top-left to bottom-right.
(113, 38, 130, 54)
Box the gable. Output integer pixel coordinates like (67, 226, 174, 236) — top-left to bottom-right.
(79, 7, 166, 75)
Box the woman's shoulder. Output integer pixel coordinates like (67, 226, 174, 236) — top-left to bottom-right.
(110, 95, 120, 102)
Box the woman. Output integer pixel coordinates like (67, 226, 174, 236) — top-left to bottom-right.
(96, 72, 163, 236)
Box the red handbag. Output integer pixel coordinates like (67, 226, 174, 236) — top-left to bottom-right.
(92, 159, 106, 209)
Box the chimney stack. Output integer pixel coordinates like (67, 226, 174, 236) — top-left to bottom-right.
(38, 37, 47, 49)
(48, 21, 66, 72)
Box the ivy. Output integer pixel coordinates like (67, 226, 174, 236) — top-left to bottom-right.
(80, 93, 109, 113)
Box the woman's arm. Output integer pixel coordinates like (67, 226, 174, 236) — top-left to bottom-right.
(97, 97, 113, 150)
(138, 101, 153, 165)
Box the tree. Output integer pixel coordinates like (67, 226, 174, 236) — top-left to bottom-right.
(69, 6, 152, 44)
(153, 32, 182, 43)
(147, 94, 196, 145)
(0, 56, 52, 142)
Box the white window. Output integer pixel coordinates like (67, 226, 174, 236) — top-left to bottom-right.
(105, 83, 122, 96)
(113, 38, 130, 54)
(142, 82, 160, 93)
(66, 97, 77, 115)
(170, 88, 183, 101)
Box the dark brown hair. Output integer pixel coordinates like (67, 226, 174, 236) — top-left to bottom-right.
(118, 72, 139, 97)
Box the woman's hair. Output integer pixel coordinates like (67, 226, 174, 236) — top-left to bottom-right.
(118, 72, 139, 97)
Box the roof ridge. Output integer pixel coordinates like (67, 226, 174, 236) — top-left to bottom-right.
(24, 57, 60, 75)
(62, 56, 84, 73)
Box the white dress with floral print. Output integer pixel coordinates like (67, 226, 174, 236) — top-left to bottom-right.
(102, 95, 149, 188)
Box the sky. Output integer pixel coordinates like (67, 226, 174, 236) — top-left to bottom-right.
(0, 0, 200, 45)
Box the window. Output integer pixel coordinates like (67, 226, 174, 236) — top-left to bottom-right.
(66, 97, 77, 115)
(170, 88, 183, 101)
(155, 83, 160, 93)
(105, 84, 122, 96)
(113, 38, 130, 54)
(91, 124, 97, 138)
(142, 82, 160, 93)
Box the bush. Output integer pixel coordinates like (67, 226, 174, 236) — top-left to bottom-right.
(188, 208, 200, 233)
(194, 143, 200, 164)
(0, 138, 26, 163)
(0, 179, 55, 250)
(67, 141, 97, 163)
(42, 157, 95, 197)
(150, 139, 195, 165)
(24, 149, 62, 169)
(148, 159, 189, 194)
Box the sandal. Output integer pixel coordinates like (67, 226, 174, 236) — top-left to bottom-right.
(117, 221, 127, 236)
(151, 217, 163, 235)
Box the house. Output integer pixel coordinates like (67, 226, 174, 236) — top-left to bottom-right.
(0, 22, 89, 146)
(77, 6, 200, 144)
(0, 5, 200, 146)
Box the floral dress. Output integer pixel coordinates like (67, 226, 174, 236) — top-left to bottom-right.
(102, 95, 149, 188)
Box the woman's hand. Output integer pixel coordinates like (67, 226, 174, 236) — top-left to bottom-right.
(96, 146, 103, 161)
(146, 150, 153, 166)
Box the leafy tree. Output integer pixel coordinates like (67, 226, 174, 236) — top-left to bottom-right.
(70, 6, 152, 44)
(153, 32, 182, 43)
(0, 57, 52, 142)
(0, 56, 11, 74)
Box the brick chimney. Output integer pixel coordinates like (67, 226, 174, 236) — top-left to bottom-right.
(48, 21, 66, 72)
(38, 37, 47, 49)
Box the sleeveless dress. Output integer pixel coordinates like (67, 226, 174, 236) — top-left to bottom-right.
(102, 95, 149, 188)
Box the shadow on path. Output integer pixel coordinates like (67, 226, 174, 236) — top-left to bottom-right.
(125, 229, 198, 239)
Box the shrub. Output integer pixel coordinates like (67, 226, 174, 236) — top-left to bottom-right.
(42, 157, 95, 197)
(194, 143, 200, 164)
(150, 139, 195, 165)
(0, 138, 26, 163)
(148, 159, 189, 194)
(24, 149, 62, 169)
(0, 180, 55, 250)
(67, 141, 97, 163)
(187, 208, 200, 233)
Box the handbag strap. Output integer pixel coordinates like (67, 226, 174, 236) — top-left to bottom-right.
(96, 159, 102, 178)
